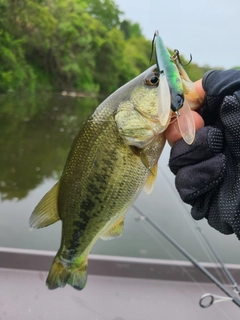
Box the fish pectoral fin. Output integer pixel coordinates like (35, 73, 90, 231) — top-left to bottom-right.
(144, 163, 158, 195)
(130, 146, 155, 176)
(100, 217, 124, 240)
(30, 182, 60, 229)
(139, 150, 151, 171)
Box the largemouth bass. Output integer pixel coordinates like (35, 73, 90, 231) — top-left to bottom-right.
(30, 64, 171, 290)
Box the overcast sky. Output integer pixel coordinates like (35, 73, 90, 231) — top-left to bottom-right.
(115, 0, 240, 69)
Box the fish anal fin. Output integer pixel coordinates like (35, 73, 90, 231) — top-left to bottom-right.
(30, 182, 60, 229)
(144, 163, 158, 195)
(100, 217, 124, 240)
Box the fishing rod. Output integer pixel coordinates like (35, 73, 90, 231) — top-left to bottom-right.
(196, 226, 240, 295)
(132, 205, 240, 309)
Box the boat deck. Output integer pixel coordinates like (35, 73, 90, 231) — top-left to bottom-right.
(0, 248, 239, 320)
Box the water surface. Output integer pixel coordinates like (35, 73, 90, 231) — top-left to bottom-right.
(1, 93, 240, 264)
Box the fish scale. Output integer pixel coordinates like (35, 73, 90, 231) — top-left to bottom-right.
(59, 116, 145, 261)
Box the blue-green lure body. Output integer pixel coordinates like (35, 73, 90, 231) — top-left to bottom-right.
(155, 31, 184, 112)
(154, 31, 196, 145)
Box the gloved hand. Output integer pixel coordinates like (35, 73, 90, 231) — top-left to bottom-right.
(169, 69, 240, 239)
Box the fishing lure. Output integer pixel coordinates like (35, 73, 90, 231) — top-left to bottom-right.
(154, 31, 195, 145)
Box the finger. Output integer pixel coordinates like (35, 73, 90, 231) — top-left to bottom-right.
(220, 95, 240, 158)
(169, 126, 224, 175)
(165, 111, 204, 146)
(175, 153, 226, 203)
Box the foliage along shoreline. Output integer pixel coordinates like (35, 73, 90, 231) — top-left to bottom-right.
(1, 0, 213, 96)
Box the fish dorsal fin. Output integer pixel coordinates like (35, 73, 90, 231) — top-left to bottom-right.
(100, 217, 124, 240)
(144, 163, 158, 195)
(30, 182, 60, 229)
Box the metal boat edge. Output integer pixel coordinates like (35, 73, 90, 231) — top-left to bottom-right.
(1, 247, 240, 284)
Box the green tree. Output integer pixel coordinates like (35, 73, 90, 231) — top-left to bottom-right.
(93, 27, 126, 93)
(0, 31, 34, 92)
(119, 36, 152, 86)
(120, 19, 142, 40)
(86, 0, 122, 29)
(39, 0, 97, 91)
(0, 0, 214, 94)
(0, 0, 56, 92)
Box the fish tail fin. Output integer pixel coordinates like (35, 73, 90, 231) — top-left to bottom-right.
(46, 252, 88, 291)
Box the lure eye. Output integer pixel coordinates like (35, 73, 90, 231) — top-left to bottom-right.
(176, 94, 184, 108)
(171, 94, 184, 112)
(145, 72, 159, 86)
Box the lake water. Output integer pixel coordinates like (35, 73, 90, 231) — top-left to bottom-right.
(1, 93, 240, 264)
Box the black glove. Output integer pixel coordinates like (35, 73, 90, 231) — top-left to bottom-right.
(169, 69, 240, 239)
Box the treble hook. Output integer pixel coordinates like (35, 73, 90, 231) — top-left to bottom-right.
(149, 31, 158, 65)
(171, 49, 192, 66)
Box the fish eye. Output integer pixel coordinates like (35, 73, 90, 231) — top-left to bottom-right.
(144, 72, 159, 87)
